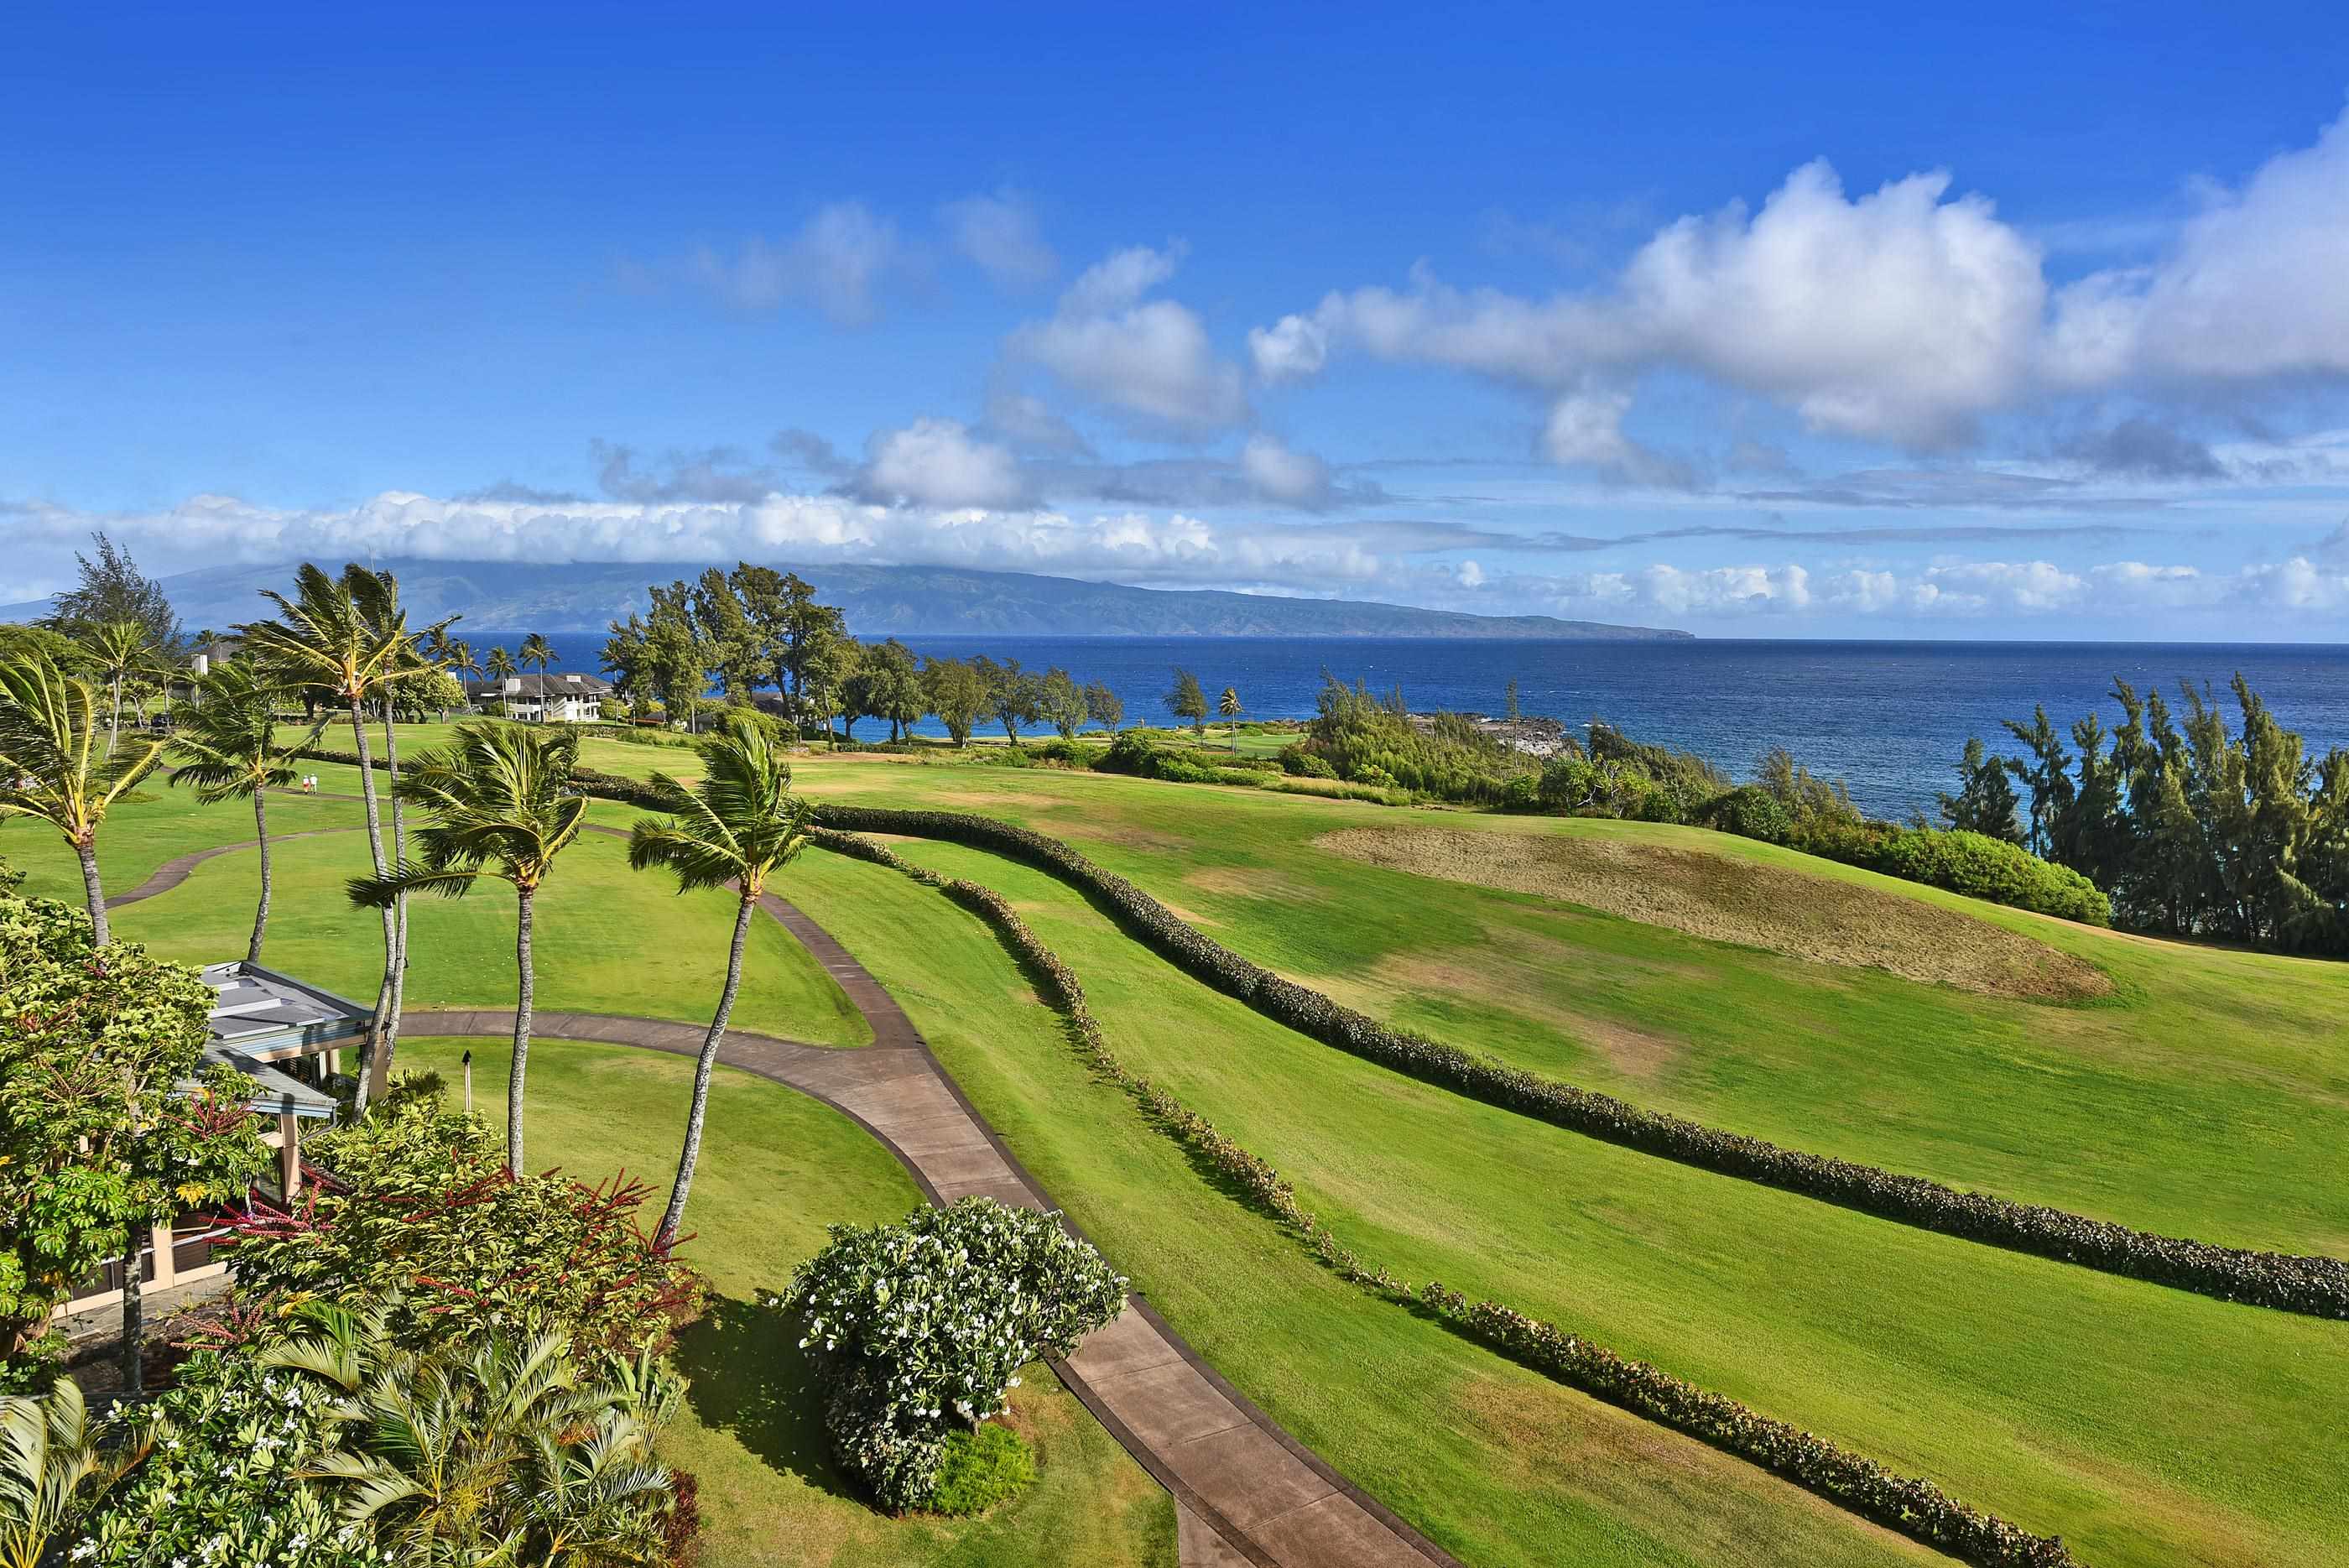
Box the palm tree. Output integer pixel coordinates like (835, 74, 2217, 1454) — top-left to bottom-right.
(443, 637, 482, 721)
(264, 1302, 675, 1565)
(627, 713, 813, 1244)
(349, 723, 588, 1171)
(1218, 685, 1244, 753)
(166, 660, 310, 963)
(520, 633, 555, 721)
(236, 564, 410, 1111)
(81, 620, 149, 757)
(350, 570, 455, 1107)
(0, 654, 168, 943)
(484, 645, 518, 716)
(0, 1378, 149, 1568)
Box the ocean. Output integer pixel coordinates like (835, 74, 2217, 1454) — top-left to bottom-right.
(489, 634, 2349, 820)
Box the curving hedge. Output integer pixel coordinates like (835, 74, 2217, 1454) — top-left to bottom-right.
(808, 804, 2349, 1321)
(815, 825, 2083, 1568)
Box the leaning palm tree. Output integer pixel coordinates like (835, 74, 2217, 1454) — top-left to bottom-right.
(484, 645, 518, 716)
(0, 1379, 149, 1568)
(519, 633, 555, 721)
(166, 660, 311, 962)
(348, 722, 587, 1171)
(81, 619, 150, 757)
(628, 713, 813, 1244)
(1218, 685, 1244, 753)
(236, 564, 410, 1110)
(0, 654, 168, 943)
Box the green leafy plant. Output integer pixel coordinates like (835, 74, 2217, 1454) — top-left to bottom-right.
(223, 1086, 702, 1361)
(782, 1199, 1124, 1511)
(927, 1422, 1036, 1517)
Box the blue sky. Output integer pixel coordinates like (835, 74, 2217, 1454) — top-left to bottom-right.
(5, 2, 2349, 637)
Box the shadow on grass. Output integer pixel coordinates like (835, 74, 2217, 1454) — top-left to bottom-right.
(674, 1292, 857, 1503)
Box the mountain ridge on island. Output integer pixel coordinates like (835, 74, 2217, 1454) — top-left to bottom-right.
(1, 558, 1693, 640)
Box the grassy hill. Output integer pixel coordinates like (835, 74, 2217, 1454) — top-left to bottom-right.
(8, 737, 2341, 1565)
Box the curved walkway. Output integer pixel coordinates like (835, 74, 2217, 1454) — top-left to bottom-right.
(122, 810, 1457, 1567)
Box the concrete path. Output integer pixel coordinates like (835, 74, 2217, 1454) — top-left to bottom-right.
(122, 801, 1461, 1564)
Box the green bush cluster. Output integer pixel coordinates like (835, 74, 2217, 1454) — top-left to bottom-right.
(813, 804, 2349, 1321)
(225, 1082, 706, 1357)
(929, 1423, 1039, 1517)
(782, 1198, 1125, 1512)
(1284, 678, 1535, 804)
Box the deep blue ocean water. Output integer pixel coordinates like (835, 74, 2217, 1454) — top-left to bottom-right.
(495, 634, 2349, 820)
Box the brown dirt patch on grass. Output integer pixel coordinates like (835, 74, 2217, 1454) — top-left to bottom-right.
(1315, 826, 2112, 1002)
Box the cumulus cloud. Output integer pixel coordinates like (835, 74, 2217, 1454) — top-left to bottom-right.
(1254, 106, 2349, 471)
(1540, 390, 1695, 487)
(857, 419, 1030, 508)
(2047, 108, 2349, 386)
(1238, 434, 1336, 506)
(689, 201, 914, 325)
(1257, 159, 2044, 447)
(593, 441, 776, 504)
(1008, 244, 1249, 434)
(982, 385, 1093, 455)
(941, 190, 1058, 289)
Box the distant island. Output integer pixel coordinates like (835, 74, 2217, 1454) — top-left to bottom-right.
(0, 557, 1690, 640)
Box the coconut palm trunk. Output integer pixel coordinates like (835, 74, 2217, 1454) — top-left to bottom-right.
(247, 789, 273, 964)
(510, 883, 536, 1172)
(347, 700, 398, 1112)
(656, 891, 755, 1245)
(75, 836, 109, 945)
(107, 674, 122, 758)
(378, 704, 411, 1103)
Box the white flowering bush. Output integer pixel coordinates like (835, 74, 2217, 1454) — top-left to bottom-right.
(74, 1350, 385, 1568)
(781, 1198, 1126, 1510)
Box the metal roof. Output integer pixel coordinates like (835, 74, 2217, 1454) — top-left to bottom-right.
(200, 961, 373, 1120)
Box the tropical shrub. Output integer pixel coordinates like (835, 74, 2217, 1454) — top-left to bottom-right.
(811, 804, 2349, 1320)
(0, 891, 267, 1367)
(1693, 784, 1794, 844)
(784, 1199, 1125, 1510)
(1277, 744, 1336, 779)
(928, 1423, 1036, 1517)
(75, 1348, 381, 1568)
(1862, 826, 2110, 925)
(224, 1085, 704, 1359)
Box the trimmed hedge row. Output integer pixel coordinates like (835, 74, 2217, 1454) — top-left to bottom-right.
(809, 804, 2349, 1321)
(814, 825, 2083, 1568)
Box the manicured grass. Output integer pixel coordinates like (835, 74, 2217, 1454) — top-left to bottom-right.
(856, 834, 2348, 1568)
(780, 849, 1949, 1568)
(45, 792, 872, 1047)
(1, 782, 361, 906)
(787, 755, 2349, 1258)
(397, 1036, 1173, 1568)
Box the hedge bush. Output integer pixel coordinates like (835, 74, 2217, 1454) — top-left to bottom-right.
(783, 1198, 1124, 1511)
(809, 804, 2349, 1321)
(1857, 827, 2109, 925)
(823, 826, 2081, 1568)
(1692, 784, 1794, 845)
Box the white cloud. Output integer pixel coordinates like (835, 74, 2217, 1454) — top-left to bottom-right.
(690, 201, 912, 325)
(1248, 313, 1330, 383)
(1238, 434, 1334, 506)
(2048, 108, 2349, 386)
(1264, 160, 2044, 447)
(1008, 244, 1249, 434)
(1257, 106, 2349, 464)
(860, 419, 1029, 508)
(940, 190, 1058, 290)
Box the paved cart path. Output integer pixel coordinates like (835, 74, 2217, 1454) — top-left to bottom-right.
(119, 810, 1456, 1566)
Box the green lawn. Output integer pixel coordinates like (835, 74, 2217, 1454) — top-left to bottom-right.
(838, 836, 2346, 1568)
(787, 755, 2349, 1258)
(3, 784, 870, 1047)
(397, 1036, 1173, 1568)
(779, 849, 1951, 1568)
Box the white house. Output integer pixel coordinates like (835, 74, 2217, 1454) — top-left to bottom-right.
(465, 671, 610, 723)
